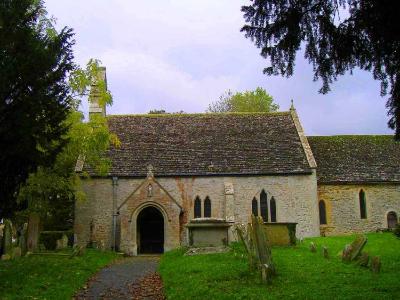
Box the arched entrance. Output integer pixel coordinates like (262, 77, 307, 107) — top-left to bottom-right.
(137, 206, 164, 254)
(387, 211, 398, 229)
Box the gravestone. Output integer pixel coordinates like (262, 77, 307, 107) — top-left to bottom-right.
(73, 233, 78, 247)
(11, 247, 22, 259)
(310, 242, 317, 253)
(371, 256, 381, 273)
(342, 236, 367, 263)
(2, 219, 13, 255)
(0, 224, 4, 255)
(56, 234, 69, 250)
(323, 246, 329, 259)
(1, 254, 11, 261)
(342, 244, 352, 262)
(27, 213, 40, 252)
(19, 223, 28, 256)
(98, 240, 106, 251)
(349, 236, 367, 261)
(358, 252, 369, 267)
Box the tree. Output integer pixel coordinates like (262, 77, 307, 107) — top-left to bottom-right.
(0, 0, 75, 218)
(148, 109, 167, 114)
(207, 87, 279, 113)
(17, 59, 119, 228)
(241, 0, 400, 139)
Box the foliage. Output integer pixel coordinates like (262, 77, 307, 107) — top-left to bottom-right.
(241, 0, 400, 139)
(148, 109, 167, 114)
(207, 87, 279, 113)
(394, 223, 400, 238)
(17, 59, 120, 227)
(0, 249, 118, 299)
(160, 233, 400, 299)
(0, 0, 75, 218)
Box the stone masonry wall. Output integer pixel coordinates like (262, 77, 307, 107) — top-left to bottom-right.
(318, 183, 400, 235)
(75, 172, 320, 254)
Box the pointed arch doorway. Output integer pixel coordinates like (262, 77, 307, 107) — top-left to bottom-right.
(137, 206, 164, 254)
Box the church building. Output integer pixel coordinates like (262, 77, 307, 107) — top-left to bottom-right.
(74, 69, 400, 255)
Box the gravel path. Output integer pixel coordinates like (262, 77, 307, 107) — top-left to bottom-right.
(74, 256, 160, 300)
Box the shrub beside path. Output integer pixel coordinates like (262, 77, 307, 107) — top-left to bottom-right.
(74, 256, 164, 300)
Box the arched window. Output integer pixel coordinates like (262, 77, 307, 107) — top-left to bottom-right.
(270, 197, 277, 222)
(260, 190, 269, 222)
(194, 197, 201, 218)
(319, 200, 327, 225)
(204, 197, 211, 218)
(359, 190, 367, 219)
(252, 197, 258, 216)
(387, 211, 398, 229)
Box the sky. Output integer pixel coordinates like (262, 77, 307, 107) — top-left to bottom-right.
(45, 0, 393, 136)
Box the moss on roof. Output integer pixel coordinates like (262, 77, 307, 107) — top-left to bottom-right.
(308, 135, 400, 183)
(106, 111, 291, 118)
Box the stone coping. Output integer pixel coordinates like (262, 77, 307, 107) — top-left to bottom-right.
(262, 222, 298, 226)
(186, 218, 234, 228)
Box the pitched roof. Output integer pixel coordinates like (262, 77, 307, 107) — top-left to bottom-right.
(308, 135, 400, 183)
(100, 112, 313, 177)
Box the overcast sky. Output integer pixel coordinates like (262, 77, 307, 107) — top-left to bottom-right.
(46, 0, 393, 136)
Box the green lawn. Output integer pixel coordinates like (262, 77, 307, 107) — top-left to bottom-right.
(0, 249, 119, 299)
(159, 233, 400, 300)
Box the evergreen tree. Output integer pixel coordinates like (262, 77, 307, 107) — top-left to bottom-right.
(0, 0, 75, 218)
(241, 0, 400, 139)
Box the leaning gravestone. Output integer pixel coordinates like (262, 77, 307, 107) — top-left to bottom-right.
(349, 235, 367, 261)
(2, 219, 13, 256)
(27, 213, 40, 252)
(342, 235, 367, 263)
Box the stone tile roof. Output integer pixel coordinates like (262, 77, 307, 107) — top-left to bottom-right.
(100, 112, 313, 177)
(308, 135, 400, 183)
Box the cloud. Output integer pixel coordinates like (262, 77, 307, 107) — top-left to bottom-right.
(45, 0, 394, 136)
(100, 49, 240, 113)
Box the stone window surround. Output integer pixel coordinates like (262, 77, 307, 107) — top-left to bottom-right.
(193, 196, 212, 218)
(251, 189, 277, 222)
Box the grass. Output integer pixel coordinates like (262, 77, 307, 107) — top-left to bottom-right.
(0, 249, 119, 299)
(159, 233, 400, 300)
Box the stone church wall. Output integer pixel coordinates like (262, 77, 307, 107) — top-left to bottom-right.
(318, 183, 400, 236)
(75, 172, 320, 252)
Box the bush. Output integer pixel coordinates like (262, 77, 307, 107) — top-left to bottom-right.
(39, 231, 73, 250)
(394, 224, 400, 238)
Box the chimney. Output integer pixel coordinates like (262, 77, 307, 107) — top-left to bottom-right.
(89, 66, 107, 118)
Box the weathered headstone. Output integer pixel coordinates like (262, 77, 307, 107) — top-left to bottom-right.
(27, 213, 40, 252)
(342, 244, 352, 262)
(11, 247, 22, 259)
(0, 224, 4, 255)
(73, 233, 78, 247)
(1, 254, 11, 261)
(342, 236, 367, 263)
(358, 252, 369, 267)
(56, 234, 69, 250)
(2, 219, 13, 255)
(323, 246, 329, 259)
(371, 256, 381, 273)
(349, 235, 367, 261)
(98, 240, 106, 252)
(310, 242, 317, 253)
(19, 223, 28, 256)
